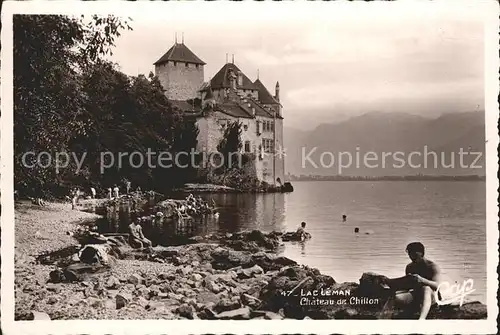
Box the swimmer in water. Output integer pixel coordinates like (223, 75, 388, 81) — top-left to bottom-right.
(354, 227, 373, 235)
(342, 214, 347, 222)
(296, 222, 307, 241)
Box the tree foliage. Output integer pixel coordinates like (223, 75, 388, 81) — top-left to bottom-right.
(14, 15, 198, 197)
(216, 121, 242, 172)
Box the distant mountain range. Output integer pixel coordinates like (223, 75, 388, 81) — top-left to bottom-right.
(284, 111, 486, 177)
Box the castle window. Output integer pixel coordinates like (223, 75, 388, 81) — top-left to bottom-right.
(173, 61, 177, 66)
(243, 124, 248, 131)
(185, 63, 189, 67)
(271, 121, 274, 130)
(238, 72, 243, 86)
(262, 139, 274, 153)
(196, 64, 199, 69)
(244, 141, 251, 153)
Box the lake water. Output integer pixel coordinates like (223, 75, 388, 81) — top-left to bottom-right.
(105, 181, 487, 303)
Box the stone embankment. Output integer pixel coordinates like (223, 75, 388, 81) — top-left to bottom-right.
(15, 211, 487, 321)
(175, 183, 238, 193)
(175, 182, 294, 194)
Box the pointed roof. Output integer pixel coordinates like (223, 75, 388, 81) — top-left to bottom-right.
(205, 85, 214, 99)
(154, 43, 206, 66)
(214, 92, 277, 119)
(253, 79, 280, 105)
(209, 63, 256, 90)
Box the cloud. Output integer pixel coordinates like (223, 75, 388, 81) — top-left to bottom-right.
(108, 1, 486, 129)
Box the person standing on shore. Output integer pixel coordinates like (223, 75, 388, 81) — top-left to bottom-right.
(113, 185, 119, 199)
(125, 180, 131, 194)
(71, 188, 78, 210)
(90, 186, 96, 199)
(107, 187, 112, 199)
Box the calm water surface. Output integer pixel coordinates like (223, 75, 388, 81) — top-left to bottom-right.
(105, 181, 487, 303)
(199, 181, 487, 303)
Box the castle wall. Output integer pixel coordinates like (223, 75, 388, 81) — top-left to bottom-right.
(155, 61, 204, 100)
(195, 111, 236, 153)
(274, 118, 285, 183)
(195, 112, 284, 184)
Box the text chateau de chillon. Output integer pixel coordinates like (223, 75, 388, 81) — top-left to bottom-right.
(154, 40, 286, 186)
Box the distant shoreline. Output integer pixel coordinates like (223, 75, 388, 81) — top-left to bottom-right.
(287, 175, 485, 182)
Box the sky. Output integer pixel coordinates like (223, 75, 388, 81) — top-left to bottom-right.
(108, 1, 486, 130)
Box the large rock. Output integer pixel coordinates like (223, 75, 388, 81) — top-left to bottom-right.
(211, 247, 254, 270)
(226, 230, 282, 251)
(237, 264, 264, 279)
(214, 298, 241, 313)
(127, 273, 144, 285)
(215, 307, 251, 320)
(116, 292, 132, 309)
(259, 269, 487, 320)
(426, 301, 487, 319)
(176, 304, 195, 319)
(282, 231, 311, 242)
(259, 265, 337, 319)
(29, 311, 51, 320)
(251, 310, 284, 320)
(105, 276, 121, 289)
(251, 252, 297, 272)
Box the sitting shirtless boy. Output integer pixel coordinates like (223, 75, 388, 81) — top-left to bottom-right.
(128, 219, 152, 249)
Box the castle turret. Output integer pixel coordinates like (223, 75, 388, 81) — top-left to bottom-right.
(154, 40, 205, 100)
(203, 85, 215, 110)
(275, 81, 280, 102)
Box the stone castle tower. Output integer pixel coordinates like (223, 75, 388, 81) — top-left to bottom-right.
(154, 40, 206, 100)
(153, 41, 286, 185)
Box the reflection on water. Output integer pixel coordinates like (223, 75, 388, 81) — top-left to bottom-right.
(99, 181, 486, 303)
(100, 192, 287, 246)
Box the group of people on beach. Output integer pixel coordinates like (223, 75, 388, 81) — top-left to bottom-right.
(125, 194, 218, 249)
(69, 181, 144, 209)
(295, 218, 440, 319)
(106, 180, 138, 199)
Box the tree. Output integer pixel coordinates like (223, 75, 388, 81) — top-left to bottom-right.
(217, 121, 242, 172)
(14, 14, 131, 196)
(167, 117, 200, 187)
(14, 14, 205, 197)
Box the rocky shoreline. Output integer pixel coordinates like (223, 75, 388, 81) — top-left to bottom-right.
(15, 202, 486, 320)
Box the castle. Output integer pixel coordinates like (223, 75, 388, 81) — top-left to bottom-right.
(154, 41, 285, 186)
